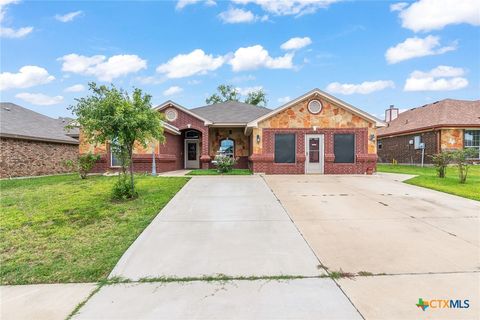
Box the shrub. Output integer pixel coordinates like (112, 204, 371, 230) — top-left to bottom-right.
(64, 153, 100, 179)
(450, 148, 478, 184)
(78, 153, 100, 179)
(214, 155, 236, 173)
(430, 151, 453, 178)
(112, 175, 137, 200)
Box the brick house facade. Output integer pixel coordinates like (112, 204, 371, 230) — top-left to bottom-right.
(0, 137, 78, 178)
(378, 99, 480, 164)
(82, 89, 384, 174)
(0, 103, 79, 178)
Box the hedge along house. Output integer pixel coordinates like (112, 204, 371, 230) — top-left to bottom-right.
(81, 89, 384, 174)
(377, 99, 480, 164)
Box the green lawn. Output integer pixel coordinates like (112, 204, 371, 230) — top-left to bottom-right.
(0, 174, 189, 285)
(377, 164, 480, 201)
(187, 169, 252, 175)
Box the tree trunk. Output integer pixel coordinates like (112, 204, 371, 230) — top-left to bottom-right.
(128, 145, 135, 193)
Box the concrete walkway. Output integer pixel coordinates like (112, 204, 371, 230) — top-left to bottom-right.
(1, 283, 96, 320)
(76, 279, 361, 319)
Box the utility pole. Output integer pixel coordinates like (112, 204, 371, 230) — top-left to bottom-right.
(151, 142, 157, 176)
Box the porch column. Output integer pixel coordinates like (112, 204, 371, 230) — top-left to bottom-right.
(200, 128, 210, 169)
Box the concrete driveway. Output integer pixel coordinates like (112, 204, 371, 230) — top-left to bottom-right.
(265, 174, 480, 319)
(110, 176, 322, 279)
(75, 176, 361, 319)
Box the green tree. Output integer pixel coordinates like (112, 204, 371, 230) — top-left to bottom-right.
(430, 151, 453, 178)
(451, 148, 478, 183)
(245, 89, 267, 106)
(70, 83, 165, 198)
(206, 84, 267, 106)
(206, 85, 240, 104)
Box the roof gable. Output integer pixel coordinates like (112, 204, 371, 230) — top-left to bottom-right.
(247, 88, 385, 128)
(154, 100, 212, 125)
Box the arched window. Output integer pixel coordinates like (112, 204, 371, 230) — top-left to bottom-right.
(219, 139, 235, 158)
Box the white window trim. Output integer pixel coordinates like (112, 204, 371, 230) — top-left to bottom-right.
(464, 129, 480, 159)
(110, 151, 122, 168)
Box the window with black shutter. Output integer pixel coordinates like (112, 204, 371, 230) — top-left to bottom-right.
(274, 134, 296, 163)
(334, 134, 355, 163)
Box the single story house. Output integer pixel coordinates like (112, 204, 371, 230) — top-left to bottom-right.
(0, 103, 79, 178)
(82, 89, 384, 174)
(377, 99, 480, 164)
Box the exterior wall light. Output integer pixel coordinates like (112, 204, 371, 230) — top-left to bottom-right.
(369, 134, 375, 142)
(256, 134, 261, 143)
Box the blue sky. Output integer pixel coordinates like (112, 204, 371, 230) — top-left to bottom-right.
(1, 0, 479, 119)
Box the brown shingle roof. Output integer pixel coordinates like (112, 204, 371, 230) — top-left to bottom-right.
(378, 99, 480, 137)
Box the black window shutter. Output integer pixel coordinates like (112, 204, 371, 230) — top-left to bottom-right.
(274, 134, 296, 163)
(334, 134, 355, 163)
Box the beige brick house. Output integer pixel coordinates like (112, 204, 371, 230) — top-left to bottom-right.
(82, 88, 384, 174)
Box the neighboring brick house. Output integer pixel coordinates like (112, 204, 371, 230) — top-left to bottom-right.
(0, 103, 79, 178)
(377, 99, 480, 164)
(82, 88, 384, 174)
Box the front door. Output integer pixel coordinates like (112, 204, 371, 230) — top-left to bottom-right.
(305, 134, 324, 174)
(185, 140, 200, 169)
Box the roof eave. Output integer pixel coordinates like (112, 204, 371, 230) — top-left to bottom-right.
(378, 124, 480, 138)
(161, 121, 181, 135)
(0, 133, 80, 145)
(209, 123, 247, 127)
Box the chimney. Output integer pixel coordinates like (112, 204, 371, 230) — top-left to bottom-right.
(385, 104, 399, 122)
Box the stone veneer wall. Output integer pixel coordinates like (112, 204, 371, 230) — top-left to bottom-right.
(440, 129, 464, 150)
(209, 127, 250, 169)
(0, 137, 78, 178)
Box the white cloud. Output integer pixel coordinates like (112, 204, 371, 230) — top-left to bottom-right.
(163, 86, 183, 96)
(230, 74, 256, 83)
(390, 2, 408, 11)
(277, 96, 291, 104)
(326, 80, 395, 95)
(64, 84, 85, 92)
(0, 26, 32, 38)
(218, 8, 256, 23)
(236, 85, 262, 96)
(176, 0, 215, 10)
(385, 35, 457, 64)
(281, 37, 312, 50)
(55, 11, 83, 22)
(0, 0, 19, 23)
(0, 66, 55, 91)
(156, 49, 225, 78)
(232, 0, 341, 16)
(15, 92, 64, 105)
(229, 45, 294, 71)
(135, 75, 165, 85)
(58, 53, 147, 81)
(404, 65, 468, 91)
(396, 0, 480, 32)
(0, 0, 33, 38)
